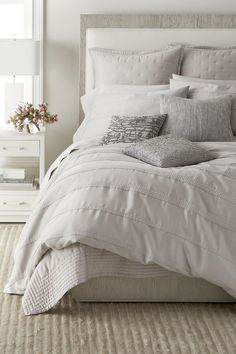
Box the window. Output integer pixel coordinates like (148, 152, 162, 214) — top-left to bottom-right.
(0, 0, 42, 127)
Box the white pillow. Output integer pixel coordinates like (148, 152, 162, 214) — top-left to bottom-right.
(89, 46, 182, 88)
(81, 84, 170, 116)
(91, 84, 170, 94)
(170, 76, 236, 134)
(75, 86, 189, 143)
(170, 78, 225, 98)
(172, 74, 236, 85)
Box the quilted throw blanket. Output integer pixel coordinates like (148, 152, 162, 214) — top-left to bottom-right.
(4, 139, 236, 315)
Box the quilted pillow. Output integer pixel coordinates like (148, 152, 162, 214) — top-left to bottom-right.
(124, 135, 216, 168)
(160, 95, 233, 142)
(89, 46, 182, 88)
(170, 75, 236, 134)
(101, 114, 167, 145)
(180, 46, 236, 80)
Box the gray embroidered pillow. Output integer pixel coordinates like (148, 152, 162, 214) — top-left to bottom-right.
(124, 135, 216, 168)
(159, 95, 233, 142)
(101, 114, 167, 145)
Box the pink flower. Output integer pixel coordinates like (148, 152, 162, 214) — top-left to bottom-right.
(10, 102, 58, 132)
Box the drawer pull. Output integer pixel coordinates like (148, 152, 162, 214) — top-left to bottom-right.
(0, 141, 39, 156)
(2, 201, 28, 206)
(2, 147, 25, 151)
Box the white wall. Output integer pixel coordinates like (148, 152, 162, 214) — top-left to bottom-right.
(44, 0, 236, 169)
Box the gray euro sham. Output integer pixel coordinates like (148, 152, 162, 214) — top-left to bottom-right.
(180, 46, 236, 80)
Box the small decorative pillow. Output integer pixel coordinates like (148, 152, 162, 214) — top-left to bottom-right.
(101, 114, 167, 145)
(160, 95, 233, 141)
(170, 75, 236, 134)
(124, 135, 216, 168)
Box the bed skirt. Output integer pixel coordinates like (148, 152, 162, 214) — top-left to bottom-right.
(71, 274, 235, 302)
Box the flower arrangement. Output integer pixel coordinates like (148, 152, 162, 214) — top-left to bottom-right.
(10, 103, 58, 133)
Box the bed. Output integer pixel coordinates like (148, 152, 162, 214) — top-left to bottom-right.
(75, 14, 236, 303)
(4, 14, 236, 315)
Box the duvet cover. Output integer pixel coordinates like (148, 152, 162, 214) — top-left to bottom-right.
(4, 139, 236, 315)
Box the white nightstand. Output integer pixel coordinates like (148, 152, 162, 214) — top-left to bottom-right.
(0, 130, 45, 222)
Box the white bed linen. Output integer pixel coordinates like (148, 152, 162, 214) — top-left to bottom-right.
(22, 244, 172, 315)
(4, 138, 236, 315)
(76, 86, 189, 142)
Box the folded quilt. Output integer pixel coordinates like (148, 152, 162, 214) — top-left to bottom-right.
(4, 139, 236, 314)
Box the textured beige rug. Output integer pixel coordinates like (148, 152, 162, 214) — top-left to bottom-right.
(1, 224, 236, 354)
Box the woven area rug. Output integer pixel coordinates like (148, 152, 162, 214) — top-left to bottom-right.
(1, 224, 236, 354)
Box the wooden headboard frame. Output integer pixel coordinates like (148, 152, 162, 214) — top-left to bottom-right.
(79, 14, 236, 121)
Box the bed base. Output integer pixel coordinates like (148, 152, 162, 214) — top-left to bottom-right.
(71, 275, 235, 302)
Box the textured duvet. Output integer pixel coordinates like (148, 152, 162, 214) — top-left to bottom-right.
(4, 139, 236, 315)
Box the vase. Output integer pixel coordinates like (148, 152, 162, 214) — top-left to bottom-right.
(24, 123, 41, 134)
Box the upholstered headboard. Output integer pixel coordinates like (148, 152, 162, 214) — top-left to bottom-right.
(79, 14, 236, 121)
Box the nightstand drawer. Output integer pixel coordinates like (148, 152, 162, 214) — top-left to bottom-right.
(0, 195, 36, 211)
(0, 140, 40, 157)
